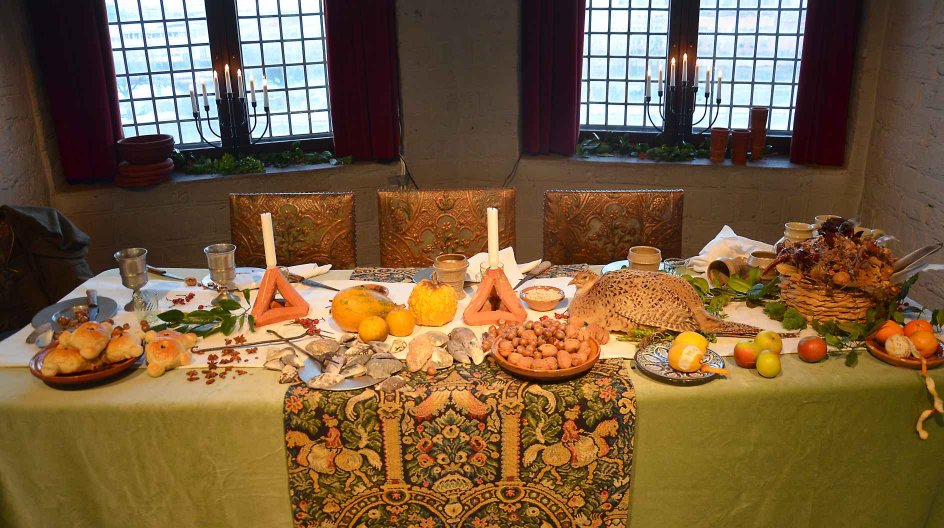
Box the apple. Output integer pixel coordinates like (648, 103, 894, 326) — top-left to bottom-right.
(754, 330, 783, 355)
(756, 350, 782, 378)
(797, 336, 827, 363)
(733, 341, 761, 369)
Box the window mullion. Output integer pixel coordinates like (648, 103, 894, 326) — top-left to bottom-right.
(206, 0, 247, 150)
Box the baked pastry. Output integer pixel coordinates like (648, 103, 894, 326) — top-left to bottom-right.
(144, 329, 197, 377)
(104, 332, 143, 364)
(58, 321, 113, 360)
(41, 343, 103, 376)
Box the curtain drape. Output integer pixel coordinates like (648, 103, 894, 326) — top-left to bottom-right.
(324, 0, 401, 160)
(790, 0, 862, 166)
(521, 0, 587, 156)
(28, 0, 122, 183)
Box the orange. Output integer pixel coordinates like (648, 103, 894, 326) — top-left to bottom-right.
(385, 307, 416, 337)
(904, 319, 934, 337)
(358, 315, 389, 342)
(908, 330, 939, 358)
(672, 331, 709, 353)
(871, 320, 904, 344)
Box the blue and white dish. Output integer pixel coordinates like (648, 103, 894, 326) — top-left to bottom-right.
(634, 341, 725, 386)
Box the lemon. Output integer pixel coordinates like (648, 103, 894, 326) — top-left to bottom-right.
(358, 315, 389, 342)
(672, 331, 708, 353)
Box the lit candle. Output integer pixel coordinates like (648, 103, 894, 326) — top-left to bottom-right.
(260, 213, 277, 269)
(645, 68, 651, 98)
(189, 85, 198, 114)
(250, 78, 256, 104)
(670, 57, 676, 88)
(224, 64, 232, 94)
(237, 68, 244, 98)
(658, 63, 663, 94)
(201, 81, 208, 107)
(486, 208, 499, 269)
(682, 53, 688, 83)
(213, 71, 220, 101)
(263, 76, 269, 108)
(705, 65, 712, 95)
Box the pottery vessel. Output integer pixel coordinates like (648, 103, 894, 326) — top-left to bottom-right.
(709, 127, 730, 163)
(731, 129, 751, 165)
(117, 134, 175, 165)
(628, 246, 661, 271)
(432, 253, 468, 299)
(749, 107, 769, 161)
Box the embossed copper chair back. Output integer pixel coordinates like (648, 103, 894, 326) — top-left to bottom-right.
(543, 189, 684, 264)
(377, 188, 516, 267)
(229, 192, 357, 269)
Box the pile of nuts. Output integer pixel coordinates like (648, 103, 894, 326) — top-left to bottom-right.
(482, 318, 609, 371)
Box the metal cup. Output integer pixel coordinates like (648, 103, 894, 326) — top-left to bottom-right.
(204, 243, 240, 305)
(115, 248, 148, 311)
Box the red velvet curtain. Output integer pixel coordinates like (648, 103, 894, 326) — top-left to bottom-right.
(790, 0, 862, 166)
(28, 0, 122, 183)
(324, 0, 401, 160)
(521, 0, 587, 156)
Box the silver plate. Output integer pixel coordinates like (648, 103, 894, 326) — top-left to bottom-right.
(601, 260, 666, 274)
(411, 267, 434, 283)
(31, 297, 119, 330)
(297, 357, 383, 391)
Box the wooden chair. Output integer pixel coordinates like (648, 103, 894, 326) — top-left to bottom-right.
(543, 189, 684, 264)
(377, 188, 516, 267)
(229, 192, 357, 269)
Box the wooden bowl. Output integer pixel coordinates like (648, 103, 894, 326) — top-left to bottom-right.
(29, 346, 142, 388)
(491, 338, 599, 381)
(865, 335, 944, 370)
(519, 286, 564, 311)
(117, 134, 175, 164)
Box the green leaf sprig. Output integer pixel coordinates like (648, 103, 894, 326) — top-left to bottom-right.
(150, 289, 255, 338)
(683, 267, 781, 317)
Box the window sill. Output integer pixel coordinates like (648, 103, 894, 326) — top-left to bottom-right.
(573, 154, 807, 170)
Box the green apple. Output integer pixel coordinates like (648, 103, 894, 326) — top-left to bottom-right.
(756, 350, 782, 378)
(754, 330, 783, 354)
(733, 341, 761, 369)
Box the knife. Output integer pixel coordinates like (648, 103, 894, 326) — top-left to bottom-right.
(513, 261, 554, 290)
(147, 266, 188, 281)
(86, 289, 99, 321)
(288, 273, 341, 292)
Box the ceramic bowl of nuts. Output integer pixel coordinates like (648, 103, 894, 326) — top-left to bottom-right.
(484, 319, 603, 381)
(519, 285, 565, 311)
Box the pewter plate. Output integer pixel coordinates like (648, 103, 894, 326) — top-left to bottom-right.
(31, 297, 119, 331)
(298, 357, 382, 391)
(411, 267, 435, 284)
(601, 260, 666, 274)
(634, 342, 725, 386)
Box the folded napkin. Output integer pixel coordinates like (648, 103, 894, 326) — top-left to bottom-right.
(203, 263, 332, 290)
(688, 226, 773, 273)
(466, 248, 538, 284)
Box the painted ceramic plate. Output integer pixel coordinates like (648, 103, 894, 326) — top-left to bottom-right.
(865, 336, 944, 370)
(31, 296, 119, 330)
(601, 260, 665, 274)
(29, 345, 142, 388)
(634, 342, 725, 386)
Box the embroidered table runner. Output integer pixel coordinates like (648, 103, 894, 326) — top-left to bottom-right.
(283, 359, 636, 527)
(348, 264, 590, 284)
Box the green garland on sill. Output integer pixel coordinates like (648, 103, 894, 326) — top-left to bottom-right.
(576, 132, 775, 161)
(171, 142, 352, 175)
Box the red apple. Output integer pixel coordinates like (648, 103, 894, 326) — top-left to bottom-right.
(734, 341, 762, 369)
(797, 336, 827, 363)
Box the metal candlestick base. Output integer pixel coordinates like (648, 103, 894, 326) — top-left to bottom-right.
(205, 243, 241, 306)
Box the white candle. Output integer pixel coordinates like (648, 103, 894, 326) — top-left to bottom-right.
(201, 81, 208, 107)
(705, 66, 711, 95)
(263, 76, 269, 108)
(250, 78, 256, 104)
(670, 57, 676, 88)
(224, 64, 232, 94)
(658, 64, 663, 94)
(189, 85, 198, 113)
(260, 213, 277, 269)
(237, 68, 244, 98)
(213, 71, 220, 101)
(694, 60, 699, 87)
(682, 53, 688, 83)
(486, 208, 499, 269)
(645, 68, 651, 98)
(717, 70, 723, 101)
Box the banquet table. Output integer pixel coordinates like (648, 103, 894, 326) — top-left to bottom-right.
(2, 268, 944, 528)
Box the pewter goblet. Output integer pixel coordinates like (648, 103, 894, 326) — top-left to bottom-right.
(115, 247, 149, 312)
(205, 243, 240, 306)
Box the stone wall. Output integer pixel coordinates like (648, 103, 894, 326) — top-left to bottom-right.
(859, 1, 944, 306)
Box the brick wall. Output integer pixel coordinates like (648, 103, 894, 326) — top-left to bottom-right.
(859, 1, 944, 306)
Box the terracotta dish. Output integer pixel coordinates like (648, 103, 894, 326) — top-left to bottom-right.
(865, 336, 944, 370)
(519, 286, 564, 311)
(117, 133, 175, 164)
(29, 345, 142, 388)
(491, 338, 599, 381)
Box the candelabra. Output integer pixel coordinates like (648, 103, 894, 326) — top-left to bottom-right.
(644, 80, 722, 145)
(192, 91, 270, 155)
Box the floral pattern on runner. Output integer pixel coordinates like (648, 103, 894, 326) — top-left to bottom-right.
(534, 264, 591, 279)
(284, 360, 636, 528)
(349, 267, 422, 283)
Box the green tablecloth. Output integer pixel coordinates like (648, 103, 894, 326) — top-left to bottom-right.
(2, 269, 944, 527)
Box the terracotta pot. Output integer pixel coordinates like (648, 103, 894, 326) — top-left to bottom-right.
(709, 127, 730, 163)
(731, 129, 751, 165)
(117, 134, 175, 165)
(750, 107, 769, 160)
(116, 159, 173, 188)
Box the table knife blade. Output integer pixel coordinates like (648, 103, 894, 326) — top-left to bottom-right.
(147, 266, 187, 281)
(86, 289, 99, 321)
(513, 261, 553, 290)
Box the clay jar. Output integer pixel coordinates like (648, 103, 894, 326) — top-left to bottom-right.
(749, 107, 769, 160)
(432, 253, 469, 299)
(731, 129, 751, 165)
(628, 246, 662, 271)
(709, 127, 730, 163)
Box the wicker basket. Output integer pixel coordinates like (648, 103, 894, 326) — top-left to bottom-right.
(776, 264, 877, 323)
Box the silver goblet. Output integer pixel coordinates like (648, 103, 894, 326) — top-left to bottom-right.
(114, 247, 149, 312)
(204, 243, 240, 306)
